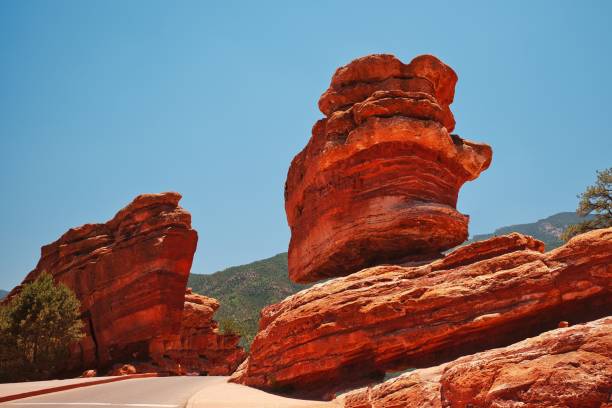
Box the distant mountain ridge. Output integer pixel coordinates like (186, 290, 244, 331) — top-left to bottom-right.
(0, 289, 7, 300)
(469, 212, 593, 251)
(189, 211, 592, 347)
(188, 253, 308, 348)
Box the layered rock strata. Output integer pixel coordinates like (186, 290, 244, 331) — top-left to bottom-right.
(6, 192, 244, 375)
(285, 54, 492, 283)
(150, 290, 246, 375)
(231, 228, 612, 398)
(338, 316, 612, 408)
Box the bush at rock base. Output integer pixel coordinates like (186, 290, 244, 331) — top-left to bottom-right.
(0, 273, 84, 382)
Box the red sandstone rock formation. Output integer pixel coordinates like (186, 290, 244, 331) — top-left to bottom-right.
(6, 192, 244, 375)
(230, 228, 612, 398)
(285, 54, 492, 283)
(150, 290, 246, 375)
(338, 316, 612, 408)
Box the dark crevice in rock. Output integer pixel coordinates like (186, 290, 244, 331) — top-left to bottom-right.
(84, 311, 100, 364)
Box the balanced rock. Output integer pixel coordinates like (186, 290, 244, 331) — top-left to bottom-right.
(338, 316, 612, 408)
(6, 192, 245, 375)
(285, 54, 492, 283)
(230, 228, 612, 398)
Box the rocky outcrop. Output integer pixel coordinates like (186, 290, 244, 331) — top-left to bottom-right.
(230, 228, 612, 398)
(338, 316, 612, 408)
(6, 192, 244, 375)
(285, 54, 492, 283)
(150, 290, 246, 375)
(230, 53, 610, 405)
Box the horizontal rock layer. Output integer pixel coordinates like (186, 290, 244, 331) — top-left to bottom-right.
(339, 316, 612, 408)
(285, 54, 492, 283)
(150, 291, 246, 375)
(231, 229, 612, 398)
(6, 192, 244, 375)
(319, 54, 458, 119)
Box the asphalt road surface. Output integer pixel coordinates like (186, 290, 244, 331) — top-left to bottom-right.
(1, 376, 217, 408)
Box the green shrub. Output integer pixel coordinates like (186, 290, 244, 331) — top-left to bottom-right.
(218, 317, 242, 336)
(0, 273, 84, 382)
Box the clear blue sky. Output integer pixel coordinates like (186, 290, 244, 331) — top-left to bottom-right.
(1, 1, 611, 289)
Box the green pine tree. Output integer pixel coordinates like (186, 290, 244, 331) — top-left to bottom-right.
(562, 167, 612, 241)
(0, 273, 84, 382)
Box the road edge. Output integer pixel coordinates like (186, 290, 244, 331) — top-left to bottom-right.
(184, 379, 343, 408)
(0, 373, 159, 403)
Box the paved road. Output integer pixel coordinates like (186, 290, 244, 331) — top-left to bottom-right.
(186, 377, 336, 408)
(1, 377, 215, 408)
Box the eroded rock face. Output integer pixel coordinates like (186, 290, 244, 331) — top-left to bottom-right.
(230, 229, 612, 398)
(285, 54, 492, 283)
(150, 291, 246, 375)
(338, 316, 612, 408)
(6, 192, 244, 375)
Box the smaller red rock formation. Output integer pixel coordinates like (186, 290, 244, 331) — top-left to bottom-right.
(231, 229, 612, 398)
(338, 316, 612, 408)
(149, 291, 246, 375)
(108, 364, 137, 376)
(285, 54, 492, 283)
(80, 369, 97, 378)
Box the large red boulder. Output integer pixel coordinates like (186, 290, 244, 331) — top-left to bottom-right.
(338, 316, 612, 408)
(285, 54, 492, 283)
(5, 192, 244, 375)
(230, 228, 612, 398)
